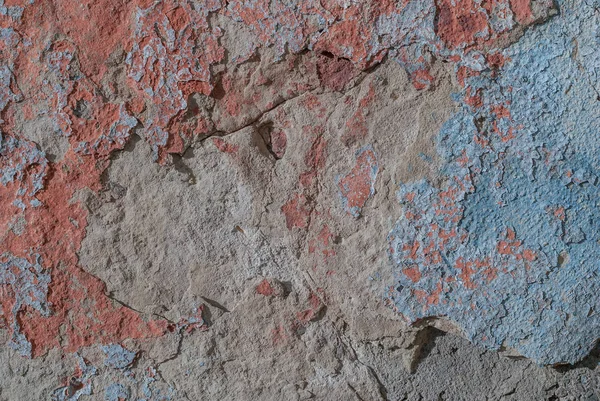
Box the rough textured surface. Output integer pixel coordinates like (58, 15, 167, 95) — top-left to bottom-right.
(0, 0, 599, 399)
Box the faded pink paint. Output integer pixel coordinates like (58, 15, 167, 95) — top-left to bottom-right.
(337, 147, 378, 217)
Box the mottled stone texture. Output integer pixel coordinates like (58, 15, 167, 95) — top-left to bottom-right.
(0, 0, 598, 400)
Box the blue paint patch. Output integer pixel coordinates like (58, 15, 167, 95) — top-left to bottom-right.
(102, 344, 137, 369)
(140, 367, 176, 401)
(418, 152, 432, 163)
(75, 105, 138, 157)
(387, 0, 600, 365)
(0, 0, 27, 21)
(0, 27, 24, 115)
(0, 254, 50, 357)
(41, 40, 87, 140)
(0, 132, 48, 210)
(51, 355, 97, 401)
(104, 383, 130, 401)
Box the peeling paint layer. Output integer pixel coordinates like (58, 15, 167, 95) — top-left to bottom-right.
(0, 2, 594, 398)
(387, 0, 600, 365)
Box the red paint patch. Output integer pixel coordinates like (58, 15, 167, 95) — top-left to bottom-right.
(413, 282, 442, 306)
(411, 68, 436, 90)
(455, 257, 492, 289)
(269, 130, 287, 159)
(212, 137, 239, 154)
(293, 290, 324, 330)
(403, 265, 422, 283)
(179, 305, 208, 334)
(19, 0, 136, 83)
(435, 0, 489, 49)
(3, 150, 169, 357)
(256, 279, 275, 297)
(496, 228, 537, 263)
(281, 193, 312, 230)
(316, 53, 359, 92)
(271, 324, 288, 345)
(341, 84, 375, 146)
(304, 133, 327, 170)
(510, 0, 534, 24)
(308, 224, 337, 260)
(166, 6, 191, 32)
(337, 146, 378, 217)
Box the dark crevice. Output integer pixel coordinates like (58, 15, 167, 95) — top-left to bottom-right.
(171, 153, 197, 184)
(155, 328, 185, 367)
(409, 326, 446, 372)
(200, 296, 230, 313)
(347, 383, 366, 401)
(552, 341, 600, 372)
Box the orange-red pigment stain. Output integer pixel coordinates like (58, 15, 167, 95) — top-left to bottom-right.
(337, 145, 378, 218)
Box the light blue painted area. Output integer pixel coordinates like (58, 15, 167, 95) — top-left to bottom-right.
(387, 0, 600, 365)
(0, 254, 50, 357)
(139, 367, 176, 401)
(105, 383, 130, 401)
(0, 27, 23, 115)
(0, 0, 27, 21)
(51, 355, 97, 401)
(75, 105, 138, 157)
(43, 42, 79, 138)
(0, 132, 48, 209)
(102, 344, 137, 370)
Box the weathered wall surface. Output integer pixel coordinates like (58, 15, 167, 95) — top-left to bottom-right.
(0, 0, 598, 400)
